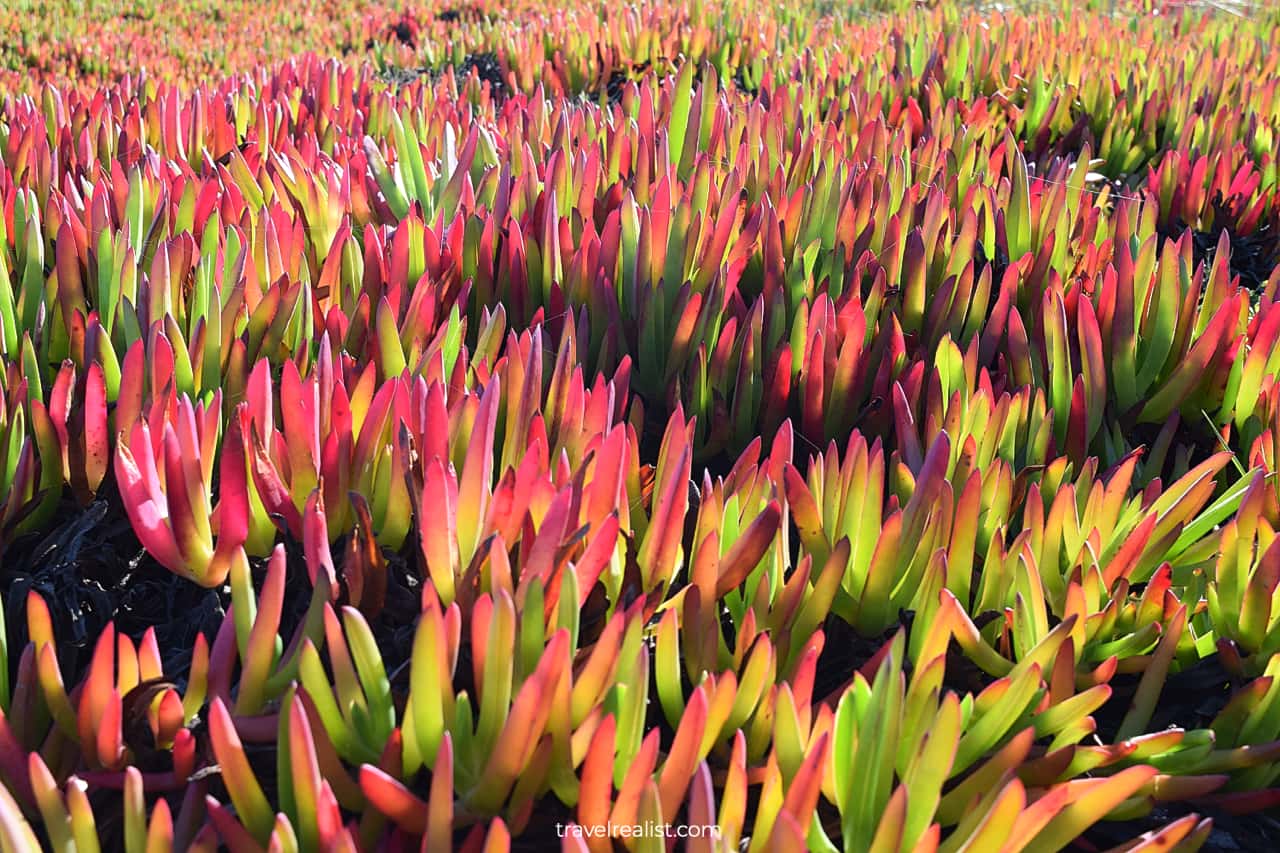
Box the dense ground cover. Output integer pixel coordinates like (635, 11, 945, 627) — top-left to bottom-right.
(1, 0, 1280, 849)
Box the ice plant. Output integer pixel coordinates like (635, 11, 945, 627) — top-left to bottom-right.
(3, 0, 1280, 850)
(28, 359, 109, 506)
(0, 368, 44, 547)
(236, 352, 415, 551)
(1207, 470, 1280, 670)
(114, 390, 243, 586)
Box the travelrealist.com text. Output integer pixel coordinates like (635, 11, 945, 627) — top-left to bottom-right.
(555, 822, 722, 839)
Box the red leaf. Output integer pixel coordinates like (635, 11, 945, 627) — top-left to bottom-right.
(715, 501, 782, 597)
(358, 765, 427, 834)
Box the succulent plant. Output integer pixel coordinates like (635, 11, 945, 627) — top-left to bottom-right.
(3, 0, 1280, 850)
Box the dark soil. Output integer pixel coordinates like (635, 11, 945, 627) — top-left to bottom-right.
(811, 615, 910, 706)
(1077, 653, 1271, 852)
(375, 53, 508, 99)
(973, 235, 1011, 283)
(1189, 220, 1280, 293)
(435, 5, 486, 24)
(391, 19, 418, 48)
(731, 65, 759, 98)
(600, 67, 636, 106)
(2, 496, 226, 688)
(1159, 205, 1280, 295)
(457, 52, 508, 99)
(1077, 804, 1280, 853)
(373, 63, 435, 89)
